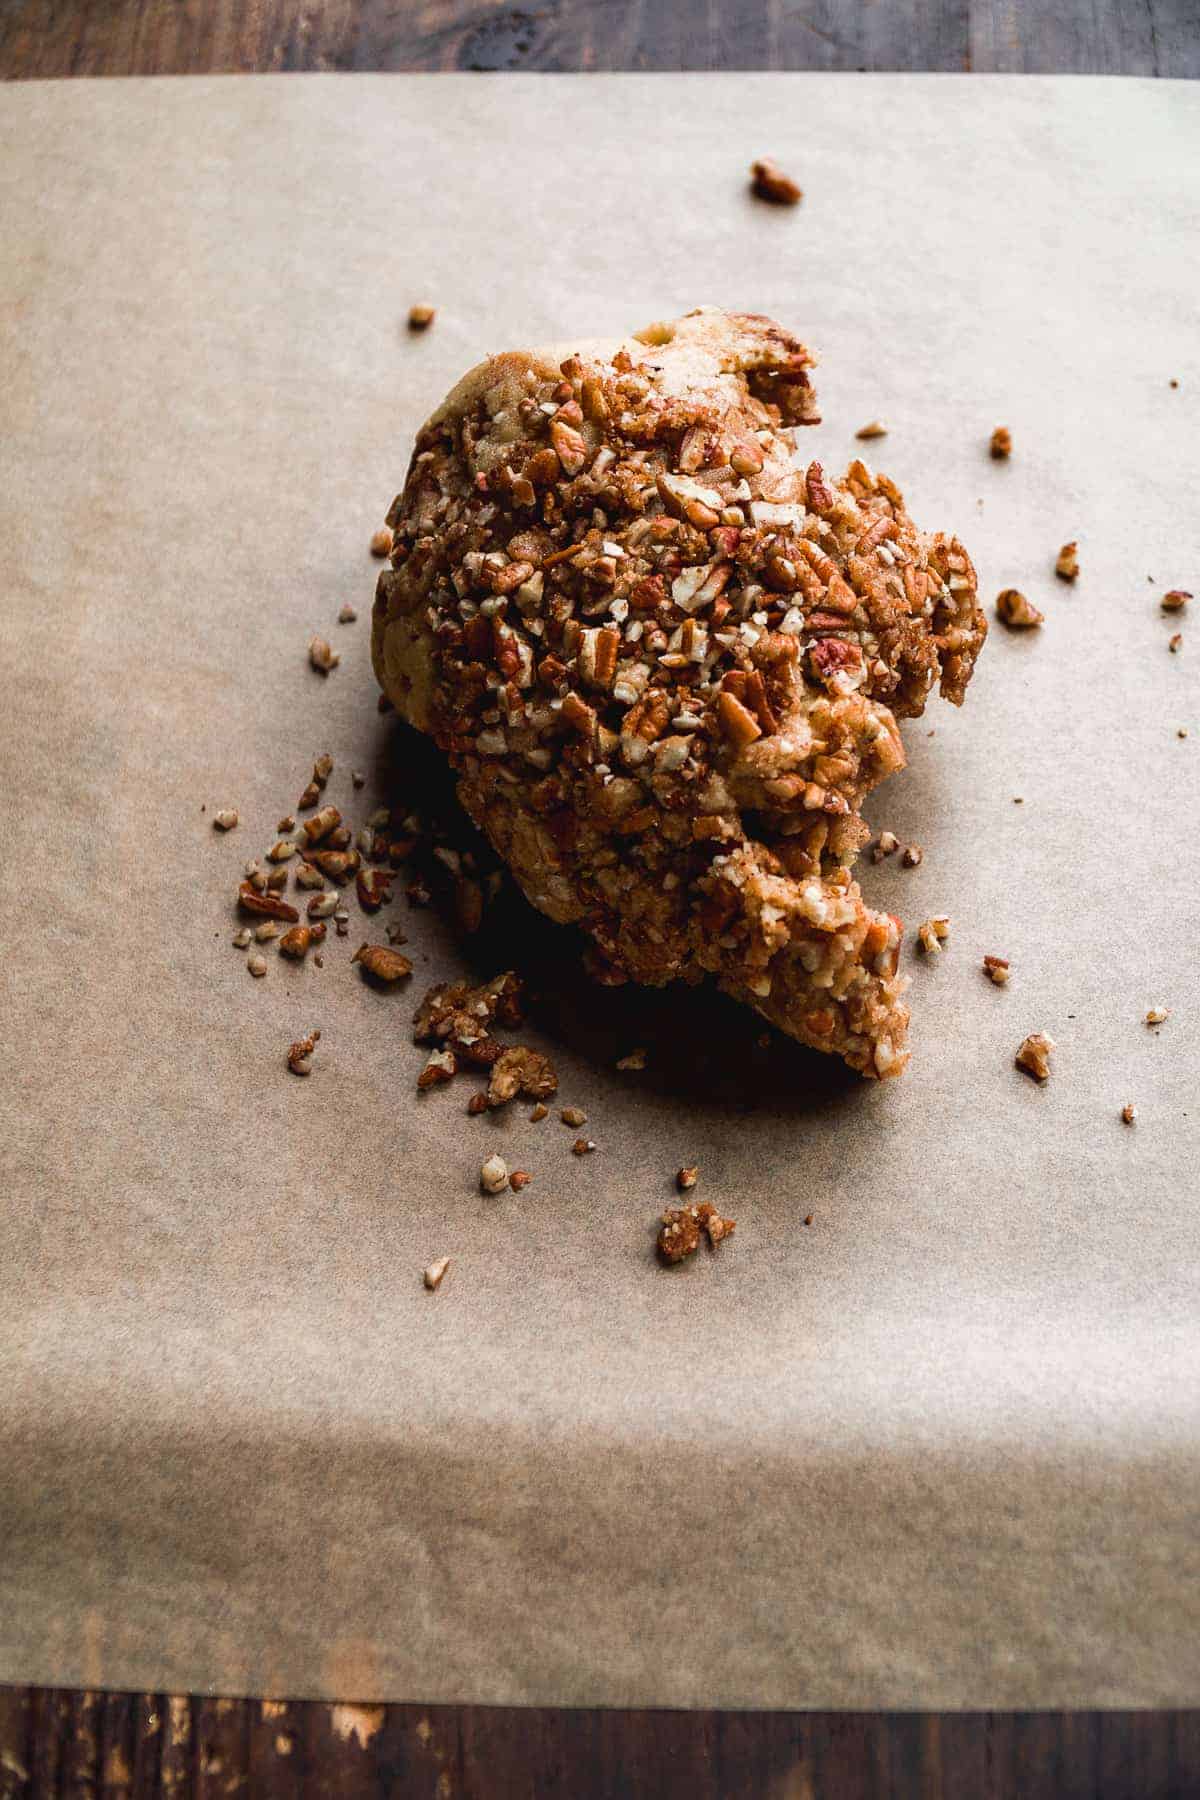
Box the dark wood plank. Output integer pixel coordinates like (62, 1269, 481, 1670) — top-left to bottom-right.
(7, 1693, 1200, 1798)
(2, 0, 1196, 79)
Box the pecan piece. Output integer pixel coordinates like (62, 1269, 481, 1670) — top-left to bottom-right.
(287, 1028, 321, 1076)
(486, 1046, 559, 1108)
(352, 943, 413, 983)
(749, 158, 802, 205)
(996, 589, 1043, 629)
(805, 460, 835, 514)
(279, 923, 325, 959)
(1015, 1032, 1054, 1081)
(238, 883, 300, 924)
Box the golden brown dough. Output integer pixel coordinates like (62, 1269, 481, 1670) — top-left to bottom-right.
(372, 308, 985, 1077)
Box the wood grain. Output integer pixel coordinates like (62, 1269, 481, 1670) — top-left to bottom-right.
(3, 1692, 1200, 1796)
(1, 0, 1195, 1791)
(1, 0, 1198, 78)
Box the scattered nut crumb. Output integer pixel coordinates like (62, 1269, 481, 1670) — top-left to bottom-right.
(676, 1166, 699, 1192)
(296, 862, 327, 891)
(254, 921, 281, 943)
(338, 603, 358, 624)
(488, 1046, 558, 1108)
(989, 427, 1012, 460)
(509, 1170, 532, 1192)
(265, 865, 289, 890)
(917, 916, 950, 954)
(1144, 1008, 1170, 1026)
(384, 922, 409, 945)
(423, 1256, 450, 1291)
(309, 636, 340, 674)
(212, 808, 239, 831)
(615, 1048, 647, 1071)
(467, 1093, 488, 1116)
(357, 867, 393, 912)
(279, 923, 325, 959)
(996, 588, 1043, 630)
(1055, 541, 1079, 582)
(983, 955, 1010, 985)
(901, 844, 923, 867)
(697, 1201, 735, 1246)
(657, 1201, 736, 1263)
(352, 770, 366, 788)
(1170, 378, 1179, 388)
(750, 158, 802, 205)
(238, 883, 299, 923)
(287, 1028, 321, 1076)
(352, 943, 413, 983)
(369, 525, 394, 558)
(855, 421, 887, 440)
(313, 753, 333, 786)
(408, 304, 436, 332)
(247, 953, 268, 978)
(267, 840, 297, 863)
(529, 1102, 549, 1122)
(1121, 1103, 1137, 1125)
(1161, 590, 1191, 612)
(1178, 727, 1189, 739)
(871, 830, 900, 862)
(303, 805, 341, 845)
(276, 816, 295, 835)
(572, 1138, 596, 1156)
(1015, 1031, 1055, 1082)
(418, 1049, 457, 1090)
(297, 781, 321, 810)
(1169, 633, 1182, 653)
(560, 1106, 587, 1127)
(480, 1153, 508, 1194)
(232, 928, 252, 949)
(804, 1214, 813, 1226)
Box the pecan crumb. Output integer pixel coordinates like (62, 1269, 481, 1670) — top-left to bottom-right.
(352, 770, 366, 788)
(238, 883, 299, 924)
(1120, 1102, 1137, 1125)
(1015, 1032, 1055, 1081)
(287, 1028, 321, 1076)
(297, 863, 327, 892)
(408, 304, 436, 332)
(676, 1166, 699, 1192)
(418, 1049, 457, 1090)
(901, 844, 923, 867)
(509, 1170, 533, 1192)
(232, 929, 252, 949)
(989, 426, 1012, 459)
(277, 814, 296, 833)
(1161, 590, 1191, 612)
(1144, 1008, 1170, 1026)
(918, 916, 950, 954)
(996, 588, 1043, 630)
(487, 1046, 559, 1108)
(303, 804, 342, 844)
(572, 1137, 596, 1156)
(247, 953, 268, 978)
(266, 840, 297, 863)
(658, 1201, 736, 1263)
(212, 808, 239, 831)
(1055, 541, 1079, 582)
(369, 525, 394, 559)
(560, 1106, 587, 1127)
(871, 830, 900, 862)
(338, 602, 358, 624)
(696, 1201, 736, 1246)
(983, 955, 1010, 985)
(1169, 634, 1182, 653)
(254, 921, 281, 943)
(297, 781, 321, 810)
(615, 1048, 648, 1071)
(480, 1153, 508, 1194)
(352, 943, 413, 983)
(279, 923, 325, 959)
(308, 636, 340, 674)
(749, 158, 802, 205)
(385, 922, 409, 945)
(529, 1102, 549, 1122)
(855, 421, 887, 440)
(423, 1256, 450, 1291)
(313, 753, 334, 787)
(804, 1214, 813, 1226)
(466, 1092, 488, 1115)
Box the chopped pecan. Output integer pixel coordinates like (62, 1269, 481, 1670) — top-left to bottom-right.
(487, 1046, 559, 1108)
(805, 461, 835, 514)
(996, 588, 1043, 629)
(287, 1028, 321, 1076)
(238, 883, 300, 924)
(417, 1049, 457, 1090)
(1015, 1032, 1054, 1081)
(989, 426, 1012, 459)
(1055, 540, 1079, 582)
(308, 636, 340, 674)
(717, 690, 763, 747)
(749, 158, 802, 205)
(356, 867, 393, 911)
(279, 923, 325, 959)
(352, 943, 413, 983)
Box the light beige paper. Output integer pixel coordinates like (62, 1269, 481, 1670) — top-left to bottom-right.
(1, 74, 1198, 1708)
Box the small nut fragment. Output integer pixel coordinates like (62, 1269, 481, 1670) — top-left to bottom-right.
(917, 916, 950, 954)
(615, 1048, 647, 1071)
(417, 1048, 457, 1090)
(212, 808, 239, 831)
(352, 770, 366, 788)
(338, 602, 357, 624)
(308, 892, 338, 919)
(303, 805, 342, 844)
(676, 1166, 699, 1192)
(267, 839, 297, 863)
(1161, 590, 1191, 612)
(308, 636, 340, 674)
(297, 781, 321, 810)
(871, 830, 900, 862)
(232, 928, 252, 949)
(356, 867, 393, 912)
(408, 304, 435, 332)
(1120, 1103, 1137, 1125)
(247, 953, 268, 978)
(287, 1028, 321, 1076)
(989, 426, 1012, 459)
(901, 844, 923, 867)
(1144, 1008, 1170, 1026)
(560, 1106, 587, 1127)
(696, 1202, 736, 1246)
(480, 1153, 508, 1194)
(1055, 541, 1079, 582)
(996, 588, 1043, 630)
(467, 1092, 489, 1116)
(983, 955, 1010, 985)
(254, 921, 281, 943)
(352, 943, 413, 983)
(313, 753, 334, 787)
(278, 923, 325, 959)
(749, 158, 802, 205)
(855, 421, 887, 440)
(509, 1170, 533, 1192)
(658, 1207, 701, 1263)
(572, 1137, 596, 1156)
(238, 883, 299, 923)
(1015, 1032, 1055, 1082)
(1169, 634, 1182, 653)
(369, 525, 394, 559)
(265, 865, 289, 890)
(717, 690, 762, 748)
(529, 1102, 549, 1122)
(487, 1046, 559, 1108)
(423, 1256, 450, 1291)
(277, 814, 296, 833)
(296, 862, 327, 890)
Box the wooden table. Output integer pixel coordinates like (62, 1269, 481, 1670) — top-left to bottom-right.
(3, 6, 1197, 1794)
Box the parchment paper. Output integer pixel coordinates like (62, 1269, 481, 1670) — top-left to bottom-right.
(1, 74, 1198, 1708)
